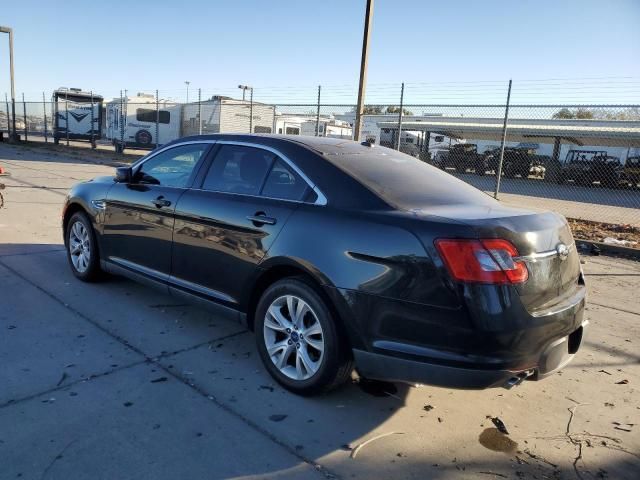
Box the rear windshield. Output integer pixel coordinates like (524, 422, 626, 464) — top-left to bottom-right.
(322, 146, 496, 210)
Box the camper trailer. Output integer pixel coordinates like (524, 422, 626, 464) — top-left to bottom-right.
(274, 114, 352, 139)
(182, 96, 275, 136)
(106, 94, 275, 150)
(52, 88, 103, 145)
(105, 93, 181, 150)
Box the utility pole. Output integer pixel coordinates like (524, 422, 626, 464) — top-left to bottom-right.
(185, 81, 190, 103)
(354, 0, 374, 142)
(396, 82, 404, 150)
(315, 85, 321, 136)
(0, 26, 17, 142)
(494, 79, 513, 199)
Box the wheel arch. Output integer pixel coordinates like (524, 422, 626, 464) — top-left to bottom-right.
(243, 257, 361, 348)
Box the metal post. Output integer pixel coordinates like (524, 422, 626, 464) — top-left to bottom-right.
(65, 92, 69, 146)
(0, 27, 18, 141)
(4, 93, 9, 137)
(493, 79, 513, 199)
(354, 0, 374, 142)
(22, 93, 27, 142)
(42, 91, 48, 142)
(198, 88, 202, 135)
(90, 91, 96, 148)
(315, 85, 321, 136)
(272, 105, 277, 135)
(249, 88, 253, 134)
(155, 89, 159, 147)
(119, 90, 124, 153)
(396, 82, 404, 150)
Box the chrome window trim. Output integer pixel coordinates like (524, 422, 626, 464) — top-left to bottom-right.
(131, 138, 328, 206)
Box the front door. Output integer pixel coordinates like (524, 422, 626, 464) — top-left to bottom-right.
(102, 143, 211, 278)
(171, 143, 312, 307)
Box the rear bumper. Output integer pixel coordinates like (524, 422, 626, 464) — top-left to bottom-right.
(354, 320, 588, 389)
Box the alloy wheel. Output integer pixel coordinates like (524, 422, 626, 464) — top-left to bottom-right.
(69, 221, 91, 273)
(263, 295, 325, 381)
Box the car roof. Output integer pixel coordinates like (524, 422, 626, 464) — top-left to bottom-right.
(175, 133, 375, 156)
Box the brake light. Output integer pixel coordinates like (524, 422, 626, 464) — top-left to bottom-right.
(435, 239, 528, 285)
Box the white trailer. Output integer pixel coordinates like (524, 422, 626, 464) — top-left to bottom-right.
(182, 97, 275, 136)
(105, 93, 181, 150)
(274, 114, 352, 139)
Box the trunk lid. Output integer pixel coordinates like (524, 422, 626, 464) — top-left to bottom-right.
(412, 204, 582, 312)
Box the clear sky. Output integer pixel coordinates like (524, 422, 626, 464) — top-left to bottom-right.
(0, 0, 639, 104)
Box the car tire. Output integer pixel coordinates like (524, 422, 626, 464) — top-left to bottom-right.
(65, 211, 102, 282)
(255, 277, 353, 396)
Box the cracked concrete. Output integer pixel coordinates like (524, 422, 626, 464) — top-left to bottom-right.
(1, 142, 639, 479)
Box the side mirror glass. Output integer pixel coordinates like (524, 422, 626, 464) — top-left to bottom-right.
(115, 166, 132, 183)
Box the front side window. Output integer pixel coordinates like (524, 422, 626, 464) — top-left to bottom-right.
(202, 145, 274, 195)
(137, 143, 207, 187)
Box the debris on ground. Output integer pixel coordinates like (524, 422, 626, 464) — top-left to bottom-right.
(490, 417, 509, 435)
(56, 372, 68, 387)
(350, 432, 405, 459)
(568, 218, 640, 250)
(615, 379, 629, 385)
(268, 414, 287, 422)
(150, 377, 168, 383)
(423, 404, 434, 412)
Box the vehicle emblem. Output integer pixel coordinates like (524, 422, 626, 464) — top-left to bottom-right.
(556, 243, 569, 261)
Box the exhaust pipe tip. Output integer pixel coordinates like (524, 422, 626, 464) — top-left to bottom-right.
(503, 370, 535, 389)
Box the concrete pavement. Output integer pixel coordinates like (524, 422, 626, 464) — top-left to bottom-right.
(1, 143, 638, 479)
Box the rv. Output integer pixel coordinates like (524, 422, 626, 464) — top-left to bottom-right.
(52, 88, 103, 145)
(105, 93, 181, 150)
(182, 96, 275, 136)
(274, 114, 352, 139)
(105, 94, 275, 150)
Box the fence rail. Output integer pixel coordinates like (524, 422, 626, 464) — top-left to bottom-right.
(1, 85, 639, 230)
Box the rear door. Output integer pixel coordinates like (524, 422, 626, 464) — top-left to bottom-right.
(170, 142, 314, 307)
(102, 142, 211, 278)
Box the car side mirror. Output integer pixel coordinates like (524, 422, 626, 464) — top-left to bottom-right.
(115, 166, 132, 183)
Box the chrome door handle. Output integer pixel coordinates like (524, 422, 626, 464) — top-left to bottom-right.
(247, 214, 277, 226)
(151, 197, 171, 208)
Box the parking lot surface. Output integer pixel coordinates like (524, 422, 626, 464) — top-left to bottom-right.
(1, 143, 639, 480)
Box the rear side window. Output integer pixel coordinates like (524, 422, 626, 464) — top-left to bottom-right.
(325, 147, 495, 209)
(261, 158, 309, 201)
(202, 144, 274, 195)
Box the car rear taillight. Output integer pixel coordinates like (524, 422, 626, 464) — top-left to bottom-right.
(435, 239, 528, 285)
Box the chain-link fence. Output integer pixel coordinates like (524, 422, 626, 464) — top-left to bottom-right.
(2, 85, 639, 231)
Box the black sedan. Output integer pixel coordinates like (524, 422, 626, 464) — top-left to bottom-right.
(62, 134, 587, 395)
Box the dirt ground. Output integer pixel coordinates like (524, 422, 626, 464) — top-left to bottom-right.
(569, 218, 640, 249)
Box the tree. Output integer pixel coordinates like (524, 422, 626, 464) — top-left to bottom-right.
(362, 105, 383, 115)
(552, 107, 639, 121)
(552, 108, 574, 119)
(386, 105, 413, 116)
(575, 108, 594, 119)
